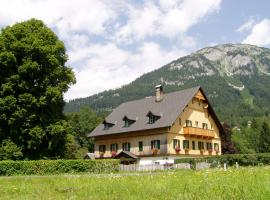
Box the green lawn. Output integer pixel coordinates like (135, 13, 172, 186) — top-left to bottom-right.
(1, 167, 270, 200)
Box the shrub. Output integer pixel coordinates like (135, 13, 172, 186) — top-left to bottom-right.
(0, 159, 120, 176)
(0, 139, 23, 160)
(174, 153, 270, 168)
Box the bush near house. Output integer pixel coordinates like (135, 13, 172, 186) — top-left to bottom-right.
(175, 153, 270, 168)
(0, 159, 119, 176)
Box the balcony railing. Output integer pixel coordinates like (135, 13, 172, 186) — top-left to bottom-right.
(183, 127, 215, 139)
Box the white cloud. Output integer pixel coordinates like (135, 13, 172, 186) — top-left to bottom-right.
(243, 19, 270, 46)
(115, 0, 221, 42)
(0, 0, 221, 100)
(0, 0, 117, 36)
(159, 0, 221, 38)
(65, 42, 187, 100)
(236, 18, 255, 33)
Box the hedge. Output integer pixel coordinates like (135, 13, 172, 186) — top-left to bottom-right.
(0, 159, 120, 176)
(175, 153, 270, 169)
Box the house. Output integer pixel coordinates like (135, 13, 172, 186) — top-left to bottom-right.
(89, 85, 223, 165)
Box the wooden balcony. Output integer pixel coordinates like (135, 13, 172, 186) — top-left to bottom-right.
(183, 127, 215, 139)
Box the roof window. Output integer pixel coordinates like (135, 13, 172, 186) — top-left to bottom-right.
(147, 111, 161, 124)
(123, 116, 136, 128)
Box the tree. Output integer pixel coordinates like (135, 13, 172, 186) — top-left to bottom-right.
(0, 139, 23, 160)
(68, 106, 102, 155)
(221, 123, 237, 154)
(0, 19, 75, 159)
(259, 122, 270, 152)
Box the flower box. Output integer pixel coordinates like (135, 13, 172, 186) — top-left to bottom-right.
(175, 146, 181, 154)
(111, 151, 117, 157)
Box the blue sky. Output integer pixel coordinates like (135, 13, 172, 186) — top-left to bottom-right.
(0, 0, 270, 100)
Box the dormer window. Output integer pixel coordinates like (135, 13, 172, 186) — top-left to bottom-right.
(147, 111, 160, 124)
(123, 116, 135, 128)
(103, 121, 114, 130)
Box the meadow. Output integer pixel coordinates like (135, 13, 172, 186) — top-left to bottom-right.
(1, 166, 270, 200)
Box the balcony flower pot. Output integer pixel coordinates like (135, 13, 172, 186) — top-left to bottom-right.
(111, 151, 117, 158)
(152, 148, 159, 155)
(175, 146, 181, 154)
(184, 148, 189, 155)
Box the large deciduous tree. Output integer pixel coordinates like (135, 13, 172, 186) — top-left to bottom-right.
(0, 19, 75, 159)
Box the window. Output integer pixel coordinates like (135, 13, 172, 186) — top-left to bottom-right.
(186, 120, 192, 127)
(147, 112, 160, 124)
(206, 142, 212, 150)
(179, 118, 181, 125)
(214, 143, 219, 151)
(99, 145, 106, 153)
(103, 122, 114, 130)
(198, 142, 204, 150)
(202, 123, 208, 129)
(139, 141, 143, 152)
(195, 121, 198, 127)
(183, 140, 189, 149)
(122, 142, 131, 151)
(123, 116, 135, 128)
(151, 140, 160, 149)
(110, 144, 118, 152)
(211, 124, 213, 130)
(149, 115, 156, 124)
(173, 139, 180, 149)
(192, 141, 196, 150)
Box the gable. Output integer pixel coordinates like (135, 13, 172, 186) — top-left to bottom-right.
(169, 88, 223, 137)
(194, 90, 206, 101)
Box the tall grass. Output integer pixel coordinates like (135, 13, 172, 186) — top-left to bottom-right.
(0, 166, 270, 199)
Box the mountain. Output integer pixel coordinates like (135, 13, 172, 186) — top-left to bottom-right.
(65, 43, 270, 123)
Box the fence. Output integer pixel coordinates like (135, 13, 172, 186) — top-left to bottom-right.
(119, 163, 190, 171)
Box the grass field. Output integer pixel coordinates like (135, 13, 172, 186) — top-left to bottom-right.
(1, 166, 270, 200)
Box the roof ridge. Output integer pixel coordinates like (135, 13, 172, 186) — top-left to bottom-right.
(118, 86, 201, 106)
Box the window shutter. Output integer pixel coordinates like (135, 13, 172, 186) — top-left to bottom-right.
(116, 144, 118, 151)
(157, 140, 160, 149)
(151, 141, 153, 149)
(128, 143, 131, 151)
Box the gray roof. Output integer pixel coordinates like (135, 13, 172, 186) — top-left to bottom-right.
(89, 86, 201, 137)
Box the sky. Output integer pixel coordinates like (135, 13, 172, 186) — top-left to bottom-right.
(1, 0, 270, 101)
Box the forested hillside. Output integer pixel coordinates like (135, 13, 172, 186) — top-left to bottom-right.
(65, 44, 270, 123)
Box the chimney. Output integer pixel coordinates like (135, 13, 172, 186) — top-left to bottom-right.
(155, 85, 164, 102)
